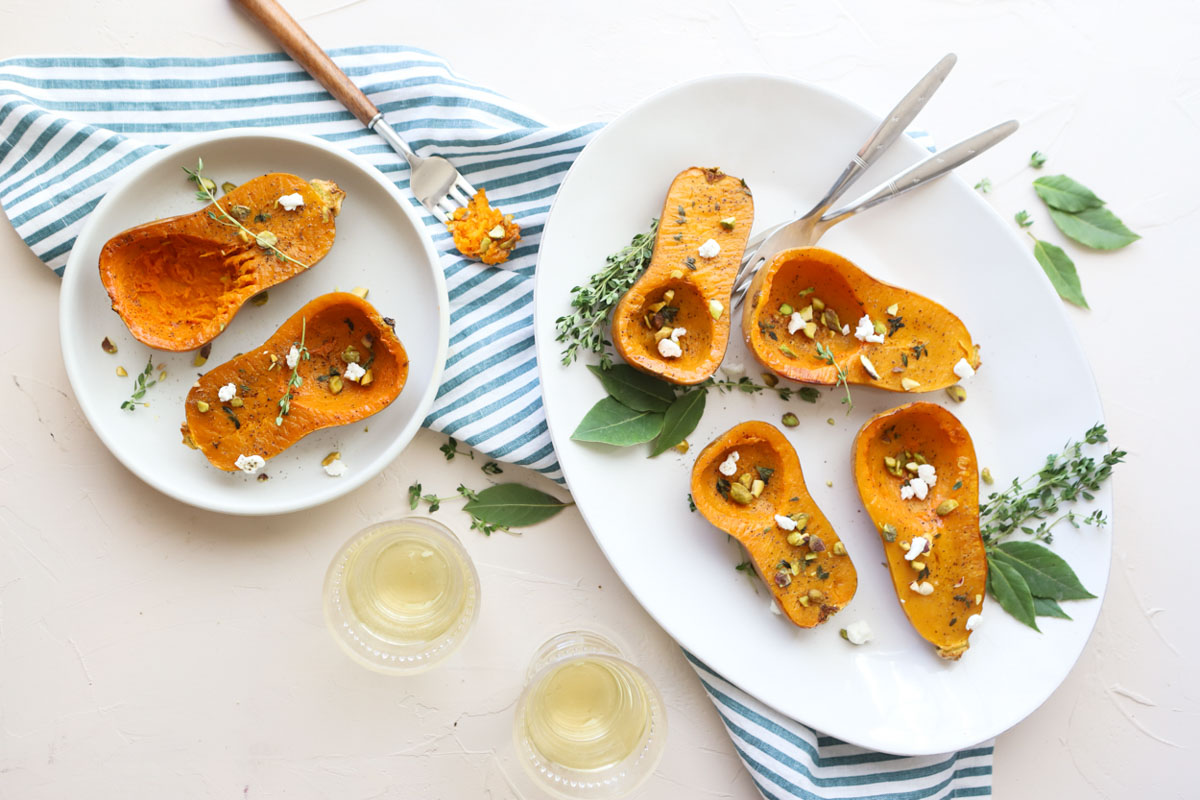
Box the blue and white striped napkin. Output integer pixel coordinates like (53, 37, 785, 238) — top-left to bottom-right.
(0, 48, 992, 798)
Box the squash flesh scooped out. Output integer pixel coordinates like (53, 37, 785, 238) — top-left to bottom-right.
(851, 402, 987, 660)
(181, 292, 408, 472)
(691, 421, 857, 627)
(100, 173, 345, 351)
(741, 246, 980, 392)
(612, 167, 754, 385)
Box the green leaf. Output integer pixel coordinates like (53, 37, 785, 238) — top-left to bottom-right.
(587, 364, 674, 412)
(987, 555, 1039, 631)
(1032, 237, 1089, 308)
(1047, 206, 1140, 251)
(1033, 597, 1072, 620)
(462, 483, 571, 528)
(571, 397, 665, 445)
(1033, 175, 1104, 213)
(650, 388, 706, 456)
(993, 541, 1096, 601)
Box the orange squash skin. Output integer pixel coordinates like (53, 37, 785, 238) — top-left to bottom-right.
(851, 402, 986, 659)
(100, 173, 345, 351)
(612, 167, 754, 385)
(181, 292, 408, 471)
(742, 247, 980, 392)
(691, 421, 857, 627)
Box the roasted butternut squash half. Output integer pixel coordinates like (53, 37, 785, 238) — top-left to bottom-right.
(612, 167, 754, 384)
(742, 247, 980, 392)
(100, 173, 345, 351)
(691, 421, 857, 627)
(852, 402, 986, 660)
(181, 292, 408, 472)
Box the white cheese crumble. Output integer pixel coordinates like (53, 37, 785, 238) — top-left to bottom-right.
(344, 362, 367, 382)
(843, 620, 873, 645)
(235, 454, 265, 474)
(770, 601, 782, 616)
(218, 383, 237, 402)
(916, 463, 937, 487)
(698, 238, 721, 259)
(721, 360, 745, 379)
(910, 580, 935, 596)
(900, 477, 929, 501)
(657, 327, 687, 359)
(788, 312, 805, 335)
(965, 614, 982, 631)
(853, 314, 885, 344)
(286, 345, 300, 369)
(718, 450, 740, 476)
(841, 323, 850, 335)
(323, 459, 348, 477)
(277, 192, 305, 211)
(905, 535, 929, 560)
(774, 514, 797, 531)
(953, 358, 976, 380)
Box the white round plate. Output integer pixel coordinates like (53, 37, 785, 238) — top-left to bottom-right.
(534, 75, 1111, 755)
(61, 130, 447, 515)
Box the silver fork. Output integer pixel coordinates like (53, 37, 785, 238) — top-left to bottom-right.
(732, 118, 1019, 307)
(235, 0, 478, 223)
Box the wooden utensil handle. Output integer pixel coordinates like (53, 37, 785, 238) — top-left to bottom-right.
(233, 0, 379, 126)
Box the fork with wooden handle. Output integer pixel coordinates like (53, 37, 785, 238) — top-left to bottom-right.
(234, 0, 479, 224)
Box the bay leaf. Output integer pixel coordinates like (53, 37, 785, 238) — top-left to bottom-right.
(1048, 206, 1140, 251)
(587, 364, 674, 412)
(650, 388, 706, 456)
(986, 555, 1039, 631)
(1032, 237, 1089, 308)
(571, 397, 665, 445)
(1033, 174, 1104, 213)
(462, 483, 571, 528)
(993, 541, 1095, 601)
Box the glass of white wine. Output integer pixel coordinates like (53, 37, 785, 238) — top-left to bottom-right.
(323, 517, 480, 675)
(513, 631, 667, 799)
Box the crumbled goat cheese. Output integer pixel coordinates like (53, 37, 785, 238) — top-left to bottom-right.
(718, 451, 740, 476)
(905, 535, 929, 560)
(721, 360, 745, 379)
(900, 477, 929, 500)
(277, 192, 305, 211)
(774, 514, 797, 531)
(698, 239, 721, 259)
(953, 358, 976, 380)
(323, 459, 348, 477)
(910, 580, 935, 596)
(344, 362, 367, 382)
(843, 620, 873, 645)
(788, 312, 805, 335)
(235, 454, 265, 474)
(965, 614, 982, 631)
(657, 327, 687, 359)
(286, 345, 300, 369)
(218, 383, 237, 402)
(854, 314, 885, 344)
(841, 323, 850, 335)
(916, 463, 937, 487)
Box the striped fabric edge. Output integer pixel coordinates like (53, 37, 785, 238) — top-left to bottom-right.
(0, 46, 594, 480)
(683, 651, 993, 800)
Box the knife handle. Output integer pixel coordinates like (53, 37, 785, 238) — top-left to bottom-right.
(233, 0, 379, 126)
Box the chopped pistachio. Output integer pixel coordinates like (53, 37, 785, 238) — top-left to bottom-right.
(808, 589, 825, 602)
(708, 299, 724, 320)
(101, 337, 118, 355)
(115, 366, 128, 377)
(884, 456, 898, 470)
(798, 305, 813, 322)
(647, 300, 667, 314)
(321, 451, 342, 467)
(250, 291, 269, 307)
(826, 418, 835, 425)
(738, 472, 754, 488)
(719, 216, 737, 230)
(158, 370, 168, 382)
(781, 412, 799, 428)
(329, 375, 344, 395)
(750, 478, 765, 498)
(229, 396, 244, 408)
(350, 286, 369, 300)
(762, 374, 779, 388)
(221, 181, 237, 195)
(946, 385, 967, 403)
(981, 467, 994, 485)
(773, 570, 792, 589)
(360, 369, 374, 387)
(488, 225, 506, 239)
(901, 377, 922, 392)
(779, 303, 794, 316)
(886, 303, 899, 316)
(786, 531, 806, 547)
(913, 453, 927, 465)
(832, 541, 847, 556)
(911, 560, 926, 571)
(873, 320, 887, 337)
(936, 499, 960, 516)
(663, 289, 676, 304)
(798, 595, 811, 607)
(255, 231, 278, 248)
(802, 321, 817, 339)
(673, 439, 689, 454)
(341, 345, 361, 363)
(882, 523, 897, 542)
(812, 297, 826, 313)
(670, 269, 684, 279)
(654, 326, 674, 342)
(361, 334, 375, 349)
(804, 552, 818, 561)
(779, 344, 797, 358)
(859, 354, 880, 380)
(196, 400, 210, 413)
(729, 482, 754, 505)
(821, 307, 841, 332)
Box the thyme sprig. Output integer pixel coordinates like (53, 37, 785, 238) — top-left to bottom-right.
(440, 436, 474, 461)
(555, 219, 659, 368)
(182, 158, 310, 270)
(700, 376, 821, 404)
(814, 341, 852, 413)
(120, 356, 157, 410)
(981, 423, 1125, 546)
(275, 318, 310, 426)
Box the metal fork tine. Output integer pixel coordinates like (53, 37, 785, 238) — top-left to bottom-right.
(436, 196, 459, 218)
(453, 174, 479, 200)
(429, 203, 449, 224)
(448, 183, 472, 208)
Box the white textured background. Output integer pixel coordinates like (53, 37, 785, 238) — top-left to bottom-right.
(1, 0, 1195, 797)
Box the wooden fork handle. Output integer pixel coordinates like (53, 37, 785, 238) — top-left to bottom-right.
(233, 0, 380, 126)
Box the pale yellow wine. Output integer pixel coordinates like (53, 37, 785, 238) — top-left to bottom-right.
(523, 657, 652, 771)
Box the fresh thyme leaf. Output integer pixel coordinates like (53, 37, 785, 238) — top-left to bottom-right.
(556, 219, 658, 368)
(1031, 235, 1089, 308)
(798, 387, 820, 403)
(120, 356, 158, 411)
(974, 177, 992, 193)
(440, 436, 474, 461)
(687, 493, 696, 512)
(275, 318, 309, 426)
(408, 482, 421, 510)
(756, 466, 775, 484)
(1029, 151, 1047, 169)
(1014, 209, 1033, 228)
(481, 461, 503, 475)
(734, 559, 759, 592)
(814, 341, 852, 413)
